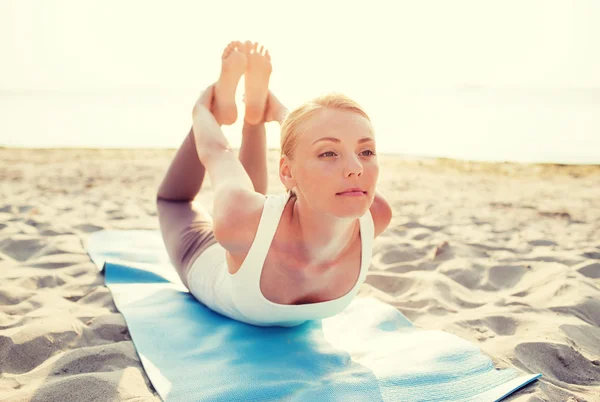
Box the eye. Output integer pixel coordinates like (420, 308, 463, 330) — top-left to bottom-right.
(319, 151, 336, 158)
(361, 150, 376, 156)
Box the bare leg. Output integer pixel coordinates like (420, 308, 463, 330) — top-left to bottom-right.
(157, 128, 206, 202)
(156, 128, 217, 290)
(238, 90, 289, 196)
(239, 122, 268, 195)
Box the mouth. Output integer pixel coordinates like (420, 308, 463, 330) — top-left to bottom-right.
(336, 190, 367, 196)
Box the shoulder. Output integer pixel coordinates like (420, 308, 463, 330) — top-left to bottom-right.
(368, 191, 393, 238)
(212, 188, 268, 255)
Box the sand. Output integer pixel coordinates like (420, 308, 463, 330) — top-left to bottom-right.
(0, 147, 599, 402)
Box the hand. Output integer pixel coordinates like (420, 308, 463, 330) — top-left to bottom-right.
(192, 83, 216, 119)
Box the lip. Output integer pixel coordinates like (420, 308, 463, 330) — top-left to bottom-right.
(337, 191, 366, 197)
(337, 187, 365, 194)
(336, 188, 367, 196)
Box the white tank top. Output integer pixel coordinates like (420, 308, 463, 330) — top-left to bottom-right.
(232, 191, 374, 326)
(188, 191, 375, 327)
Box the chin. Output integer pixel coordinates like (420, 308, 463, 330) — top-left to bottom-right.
(330, 202, 370, 218)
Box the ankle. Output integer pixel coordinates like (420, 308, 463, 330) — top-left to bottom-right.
(243, 116, 264, 128)
(242, 119, 265, 132)
(277, 109, 289, 124)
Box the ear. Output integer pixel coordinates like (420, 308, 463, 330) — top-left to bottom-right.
(279, 155, 297, 192)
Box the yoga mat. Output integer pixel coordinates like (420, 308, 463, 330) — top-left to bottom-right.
(87, 230, 541, 401)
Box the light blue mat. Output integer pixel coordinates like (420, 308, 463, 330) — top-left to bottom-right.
(86, 230, 541, 402)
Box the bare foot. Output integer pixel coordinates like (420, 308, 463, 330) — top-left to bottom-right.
(242, 90, 287, 124)
(213, 41, 247, 125)
(243, 41, 272, 125)
(263, 91, 288, 124)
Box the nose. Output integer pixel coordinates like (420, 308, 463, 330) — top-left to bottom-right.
(343, 155, 363, 177)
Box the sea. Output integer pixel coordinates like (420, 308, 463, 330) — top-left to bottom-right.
(1, 88, 599, 164)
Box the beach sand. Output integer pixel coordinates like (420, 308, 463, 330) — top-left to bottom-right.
(1, 147, 599, 401)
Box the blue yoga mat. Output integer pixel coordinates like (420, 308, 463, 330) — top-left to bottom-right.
(86, 230, 541, 402)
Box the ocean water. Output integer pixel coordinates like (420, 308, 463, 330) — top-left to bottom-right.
(1, 89, 599, 164)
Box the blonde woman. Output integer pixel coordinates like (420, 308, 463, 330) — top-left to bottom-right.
(156, 41, 392, 327)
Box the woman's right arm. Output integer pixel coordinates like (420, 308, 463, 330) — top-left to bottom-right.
(156, 84, 231, 202)
(156, 97, 261, 250)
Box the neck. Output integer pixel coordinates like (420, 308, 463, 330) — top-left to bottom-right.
(289, 195, 358, 265)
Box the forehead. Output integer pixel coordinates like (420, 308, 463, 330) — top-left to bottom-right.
(300, 108, 374, 142)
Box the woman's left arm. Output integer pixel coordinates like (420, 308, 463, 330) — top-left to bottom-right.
(370, 190, 393, 238)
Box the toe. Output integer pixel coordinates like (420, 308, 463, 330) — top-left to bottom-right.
(252, 42, 258, 53)
(244, 41, 253, 54)
(265, 49, 271, 60)
(223, 42, 235, 57)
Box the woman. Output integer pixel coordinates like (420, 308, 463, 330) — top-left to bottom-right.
(156, 41, 392, 327)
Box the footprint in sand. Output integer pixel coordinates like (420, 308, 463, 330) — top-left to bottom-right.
(515, 342, 600, 386)
(559, 324, 600, 359)
(458, 316, 517, 336)
(550, 297, 600, 327)
(0, 236, 47, 262)
(577, 262, 600, 279)
(242, 41, 272, 125)
(213, 41, 247, 126)
(488, 265, 527, 288)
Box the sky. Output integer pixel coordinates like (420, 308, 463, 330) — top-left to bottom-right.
(1, 0, 599, 162)
(2, 0, 599, 92)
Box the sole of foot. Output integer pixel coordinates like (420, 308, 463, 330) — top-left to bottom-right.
(243, 41, 272, 125)
(213, 41, 247, 126)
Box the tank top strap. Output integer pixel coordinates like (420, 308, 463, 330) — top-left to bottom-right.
(233, 192, 291, 282)
(358, 208, 375, 271)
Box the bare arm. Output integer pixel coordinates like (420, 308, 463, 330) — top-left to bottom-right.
(156, 106, 244, 202)
(154, 86, 257, 287)
(156, 86, 253, 202)
(370, 190, 393, 237)
(192, 105, 256, 193)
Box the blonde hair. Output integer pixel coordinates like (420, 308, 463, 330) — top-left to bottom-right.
(280, 93, 372, 197)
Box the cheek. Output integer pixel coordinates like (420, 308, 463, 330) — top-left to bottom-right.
(299, 163, 336, 190)
(366, 163, 379, 181)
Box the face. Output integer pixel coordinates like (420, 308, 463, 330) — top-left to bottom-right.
(280, 108, 379, 218)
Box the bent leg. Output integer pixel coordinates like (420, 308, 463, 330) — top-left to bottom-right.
(156, 129, 217, 289)
(157, 128, 206, 202)
(156, 198, 218, 290)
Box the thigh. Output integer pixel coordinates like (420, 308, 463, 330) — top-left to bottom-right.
(156, 199, 218, 289)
